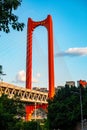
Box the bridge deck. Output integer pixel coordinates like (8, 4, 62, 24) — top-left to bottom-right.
(0, 82, 48, 104)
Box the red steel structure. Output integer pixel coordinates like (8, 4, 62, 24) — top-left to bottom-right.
(79, 80, 87, 87)
(26, 15, 55, 98)
(26, 15, 55, 120)
(26, 104, 48, 121)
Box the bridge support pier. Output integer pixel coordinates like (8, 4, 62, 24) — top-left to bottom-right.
(25, 104, 47, 121)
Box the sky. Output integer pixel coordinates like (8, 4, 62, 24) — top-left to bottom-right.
(0, 0, 87, 88)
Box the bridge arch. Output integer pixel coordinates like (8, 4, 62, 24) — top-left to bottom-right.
(26, 15, 55, 98)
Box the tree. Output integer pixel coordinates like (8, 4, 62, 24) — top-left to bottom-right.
(42, 119, 49, 130)
(0, 94, 25, 130)
(47, 85, 87, 130)
(0, 0, 24, 33)
(0, 65, 6, 81)
(23, 121, 42, 130)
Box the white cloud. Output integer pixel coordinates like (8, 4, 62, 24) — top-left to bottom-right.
(16, 70, 40, 83)
(32, 77, 38, 83)
(16, 70, 26, 82)
(55, 47, 87, 57)
(37, 73, 41, 78)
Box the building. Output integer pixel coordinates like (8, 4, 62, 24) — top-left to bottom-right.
(66, 81, 75, 87)
(55, 86, 64, 93)
(39, 88, 48, 92)
(33, 87, 48, 92)
(77, 80, 87, 87)
(33, 87, 40, 91)
(57, 86, 64, 90)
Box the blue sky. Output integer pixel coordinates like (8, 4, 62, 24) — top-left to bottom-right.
(0, 0, 87, 88)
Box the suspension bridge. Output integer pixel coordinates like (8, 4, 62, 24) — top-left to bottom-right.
(0, 15, 55, 120)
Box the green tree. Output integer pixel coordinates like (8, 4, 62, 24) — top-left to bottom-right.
(0, 0, 24, 33)
(47, 85, 87, 130)
(23, 121, 42, 130)
(0, 94, 25, 130)
(42, 119, 49, 130)
(0, 65, 6, 81)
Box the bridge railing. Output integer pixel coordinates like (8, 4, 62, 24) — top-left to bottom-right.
(0, 82, 48, 104)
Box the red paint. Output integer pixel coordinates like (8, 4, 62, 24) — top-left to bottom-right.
(26, 15, 55, 120)
(79, 80, 87, 87)
(26, 104, 48, 121)
(26, 15, 55, 98)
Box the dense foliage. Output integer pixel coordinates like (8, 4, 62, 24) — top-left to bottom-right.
(0, 94, 25, 130)
(23, 121, 42, 130)
(48, 85, 87, 130)
(0, 94, 43, 130)
(0, 0, 24, 33)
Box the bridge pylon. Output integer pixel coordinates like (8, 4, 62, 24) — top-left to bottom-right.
(26, 15, 55, 120)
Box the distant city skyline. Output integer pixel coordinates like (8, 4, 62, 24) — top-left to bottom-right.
(0, 0, 87, 88)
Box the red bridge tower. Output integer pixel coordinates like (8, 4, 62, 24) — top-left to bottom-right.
(26, 15, 55, 120)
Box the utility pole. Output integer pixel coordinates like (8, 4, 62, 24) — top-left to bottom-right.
(80, 86, 83, 130)
(71, 87, 84, 130)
